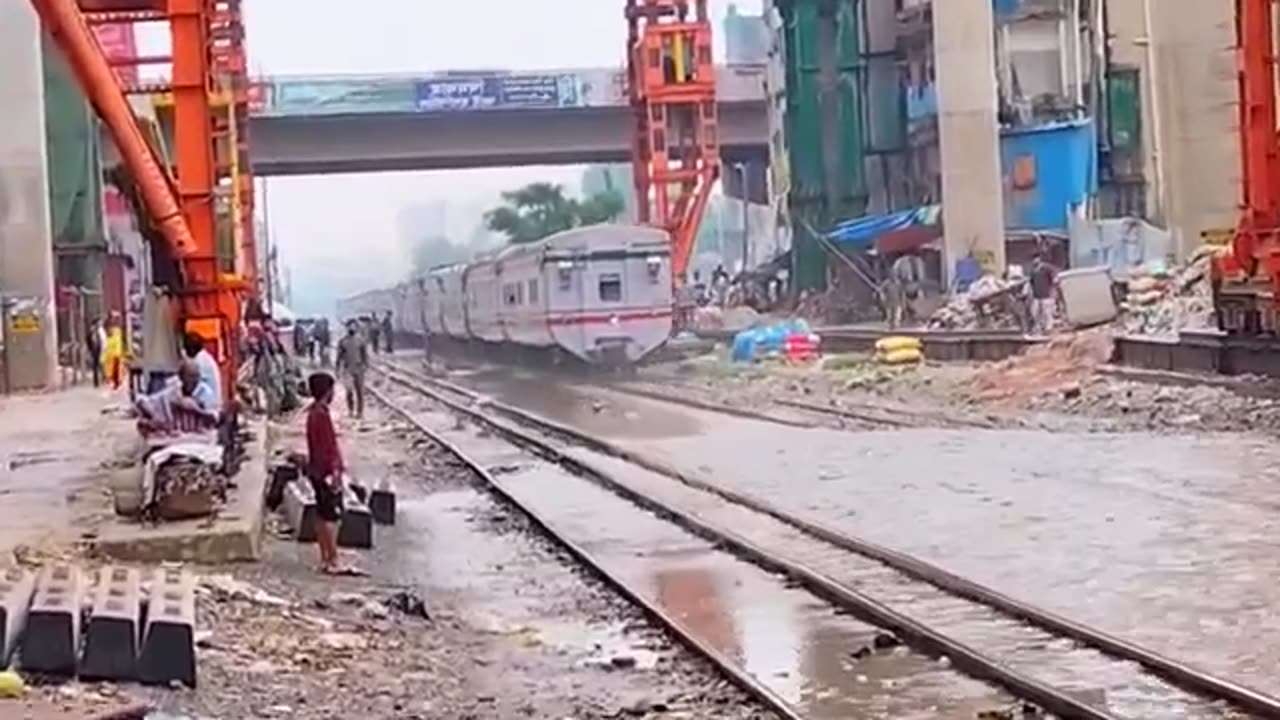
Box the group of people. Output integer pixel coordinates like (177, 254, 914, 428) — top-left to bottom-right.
(85, 313, 127, 390)
(293, 318, 333, 366)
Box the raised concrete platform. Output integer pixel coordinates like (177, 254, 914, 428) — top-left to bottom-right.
(0, 384, 271, 564)
(90, 423, 270, 563)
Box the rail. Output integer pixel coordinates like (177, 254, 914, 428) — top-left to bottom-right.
(365, 381, 804, 720)
(375, 359, 1280, 719)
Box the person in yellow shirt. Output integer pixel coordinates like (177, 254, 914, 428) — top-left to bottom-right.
(102, 314, 125, 390)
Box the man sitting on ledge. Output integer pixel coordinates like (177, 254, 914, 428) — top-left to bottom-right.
(136, 359, 220, 438)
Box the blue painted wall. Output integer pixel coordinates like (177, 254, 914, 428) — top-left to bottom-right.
(1000, 118, 1097, 230)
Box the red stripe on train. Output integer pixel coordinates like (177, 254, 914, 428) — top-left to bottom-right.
(546, 308, 673, 327)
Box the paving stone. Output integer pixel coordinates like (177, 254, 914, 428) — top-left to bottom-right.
(80, 566, 142, 681)
(282, 480, 317, 542)
(138, 567, 197, 688)
(369, 479, 396, 526)
(20, 565, 83, 676)
(0, 567, 36, 667)
(338, 490, 374, 549)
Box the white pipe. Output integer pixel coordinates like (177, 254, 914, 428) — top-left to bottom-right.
(1141, 0, 1168, 222)
(1072, 0, 1084, 106)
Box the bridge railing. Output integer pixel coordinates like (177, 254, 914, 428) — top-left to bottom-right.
(245, 66, 764, 117)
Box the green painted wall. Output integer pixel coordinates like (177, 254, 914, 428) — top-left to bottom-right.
(41, 33, 106, 296)
(776, 0, 869, 291)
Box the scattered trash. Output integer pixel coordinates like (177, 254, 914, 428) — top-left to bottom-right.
(0, 670, 26, 698)
(384, 590, 431, 621)
(201, 574, 290, 607)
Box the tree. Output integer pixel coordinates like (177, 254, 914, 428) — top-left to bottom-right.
(485, 182, 626, 244)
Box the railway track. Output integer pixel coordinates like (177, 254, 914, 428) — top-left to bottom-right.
(373, 359, 1280, 720)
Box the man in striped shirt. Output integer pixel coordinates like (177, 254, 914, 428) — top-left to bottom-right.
(136, 360, 219, 437)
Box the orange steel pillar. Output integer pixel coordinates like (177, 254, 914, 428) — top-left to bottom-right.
(33, 0, 254, 396)
(626, 0, 720, 285)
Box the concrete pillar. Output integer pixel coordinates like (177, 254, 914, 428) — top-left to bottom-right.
(932, 0, 1006, 284)
(0, 2, 58, 390)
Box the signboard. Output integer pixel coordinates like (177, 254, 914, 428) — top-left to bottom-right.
(269, 78, 418, 116)
(414, 74, 584, 112)
(9, 312, 40, 335)
(93, 24, 138, 85)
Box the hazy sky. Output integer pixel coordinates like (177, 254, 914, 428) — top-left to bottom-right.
(144, 0, 763, 315)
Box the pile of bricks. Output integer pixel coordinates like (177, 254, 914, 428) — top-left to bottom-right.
(0, 565, 197, 688)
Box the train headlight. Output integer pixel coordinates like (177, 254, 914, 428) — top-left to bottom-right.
(646, 256, 663, 282)
(610, 314, 620, 326)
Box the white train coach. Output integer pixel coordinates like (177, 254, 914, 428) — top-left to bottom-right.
(337, 224, 674, 367)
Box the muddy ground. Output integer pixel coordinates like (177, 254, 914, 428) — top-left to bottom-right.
(641, 330, 1280, 435)
(8, 400, 775, 720)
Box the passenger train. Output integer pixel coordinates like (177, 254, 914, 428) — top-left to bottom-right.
(338, 224, 674, 366)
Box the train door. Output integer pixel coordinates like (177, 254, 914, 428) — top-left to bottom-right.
(591, 253, 630, 365)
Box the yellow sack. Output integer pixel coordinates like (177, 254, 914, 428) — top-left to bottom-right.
(878, 347, 923, 365)
(875, 336, 923, 354)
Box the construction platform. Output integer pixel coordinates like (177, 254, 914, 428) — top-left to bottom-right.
(0, 385, 268, 564)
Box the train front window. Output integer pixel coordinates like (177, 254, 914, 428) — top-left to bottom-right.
(598, 274, 622, 302)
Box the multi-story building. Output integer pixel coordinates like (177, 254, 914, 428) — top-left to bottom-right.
(899, 0, 1104, 241)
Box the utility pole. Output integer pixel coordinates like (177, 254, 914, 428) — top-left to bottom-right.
(737, 163, 750, 272)
(933, 0, 1006, 284)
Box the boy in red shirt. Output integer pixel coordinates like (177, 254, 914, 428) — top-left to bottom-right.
(305, 372, 360, 575)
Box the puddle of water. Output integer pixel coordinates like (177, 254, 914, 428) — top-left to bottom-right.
(462, 371, 700, 440)
(484, 461, 1013, 719)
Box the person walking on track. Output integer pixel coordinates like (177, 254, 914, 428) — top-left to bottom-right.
(334, 319, 369, 419)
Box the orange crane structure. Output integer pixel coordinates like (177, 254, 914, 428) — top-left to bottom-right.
(28, 0, 257, 393)
(1215, 0, 1280, 333)
(28, 0, 718, 389)
(626, 0, 721, 285)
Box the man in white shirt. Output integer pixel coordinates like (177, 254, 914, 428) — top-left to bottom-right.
(182, 332, 222, 414)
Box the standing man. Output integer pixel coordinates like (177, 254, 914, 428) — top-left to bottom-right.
(86, 317, 104, 388)
(381, 311, 394, 354)
(1028, 253, 1059, 335)
(887, 252, 926, 329)
(334, 320, 369, 419)
(305, 371, 360, 576)
(315, 318, 332, 368)
(365, 316, 381, 355)
(182, 332, 222, 415)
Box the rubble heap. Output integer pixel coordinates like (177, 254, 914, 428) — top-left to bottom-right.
(927, 275, 1025, 331)
(1117, 245, 1217, 339)
(971, 329, 1113, 402)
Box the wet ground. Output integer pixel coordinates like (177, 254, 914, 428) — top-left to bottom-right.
(0, 385, 137, 553)
(378, 374, 1026, 719)
(5, 390, 775, 719)
(440, 361, 1280, 699)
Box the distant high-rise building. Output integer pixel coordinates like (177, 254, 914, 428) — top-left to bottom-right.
(724, 4, 768, 65)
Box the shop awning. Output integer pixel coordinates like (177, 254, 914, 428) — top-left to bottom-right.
(827, 205, 942, 252)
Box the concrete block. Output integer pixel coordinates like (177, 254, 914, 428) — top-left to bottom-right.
(282, 480, 317, 542)
(0, 567, 36, 667)
(138, 567, 197, 688)
(369, 480, 396, 526)
(338, 491, 373, 549)
(266, 462, 299, 512)
(79, 566, 141, 681)
(20, 565, 83, 676)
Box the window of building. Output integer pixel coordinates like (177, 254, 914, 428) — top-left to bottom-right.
(598, 273, 622, 302)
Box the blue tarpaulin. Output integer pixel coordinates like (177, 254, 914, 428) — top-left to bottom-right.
(826, 205, 942, 249)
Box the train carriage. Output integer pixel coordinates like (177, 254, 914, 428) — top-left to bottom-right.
(340, 223, 673, 367)
(540, 225, 672, 365)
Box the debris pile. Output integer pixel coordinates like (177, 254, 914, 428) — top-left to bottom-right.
(1117, 246, 1217, 338)
(971, 329, 1113, 402)
(928, 275, 1027, 331)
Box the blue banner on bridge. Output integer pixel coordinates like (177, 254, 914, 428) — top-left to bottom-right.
(414, 74, 582, 112)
